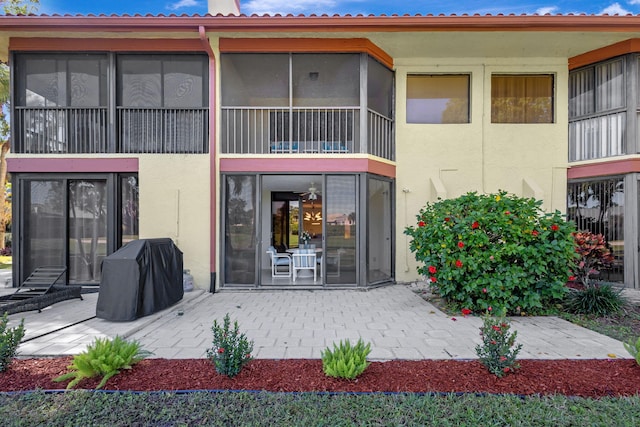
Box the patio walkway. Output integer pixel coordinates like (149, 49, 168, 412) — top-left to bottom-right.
(3, 284, 632, 360)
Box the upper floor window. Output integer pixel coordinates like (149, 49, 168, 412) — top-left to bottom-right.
(568, 58, 626, 161)
(406, 74, 470, 124)
(13, 53, 208, 154)
(491, 74, 554, 123)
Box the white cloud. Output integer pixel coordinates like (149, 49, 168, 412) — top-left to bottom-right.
(535, 6, 558, 15)
(629, 0, 640, 5)
(600, 2, 630, 14)
(244, 0, 338, 15)
(167, 0, 200, 11)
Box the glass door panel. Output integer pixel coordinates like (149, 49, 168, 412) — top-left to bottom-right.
(368, 178, 392, 283)
(325, 175, 357, 285)
(224, 175, 257, 285)
(22, 180, 65, 277)
(68, 180, 107, 284)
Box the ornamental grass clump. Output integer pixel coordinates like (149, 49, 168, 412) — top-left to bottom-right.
(475, 308, 522, 377)
(53, 336, 152, 389)
(0, 313, 25, 372)
(405, 191, 577, 314)
(321, 339, 371, 380)
(624, 337, 640, 365)
(207, 313, 254, 378)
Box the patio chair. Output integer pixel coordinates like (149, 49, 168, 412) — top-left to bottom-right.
(292, 248, 317, 282)
(266, 246, 292, 278)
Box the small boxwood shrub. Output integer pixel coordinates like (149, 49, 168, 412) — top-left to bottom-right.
(405, 191, 577, 314)
(0, 313, 25, 372)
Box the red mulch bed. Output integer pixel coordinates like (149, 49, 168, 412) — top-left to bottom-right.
(2, 358, 640, 398)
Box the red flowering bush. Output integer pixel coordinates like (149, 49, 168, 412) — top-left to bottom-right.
(207, 313, 253, 377)
(475, 308, 522, 377)
(405, 191, 577, 314)
(571, 231, 614, 286)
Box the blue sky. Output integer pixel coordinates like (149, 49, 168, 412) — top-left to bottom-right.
(35, 1, 640, 17)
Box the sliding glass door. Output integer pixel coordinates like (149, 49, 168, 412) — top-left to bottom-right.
(16, 173, 138, 286)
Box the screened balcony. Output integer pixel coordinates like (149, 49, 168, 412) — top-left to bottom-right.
(12, 52, 209, 154)
(220, 52, 394, 161)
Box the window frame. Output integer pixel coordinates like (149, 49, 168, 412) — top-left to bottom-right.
(491, 74, 555, 124)
(405, 74, 471, 124)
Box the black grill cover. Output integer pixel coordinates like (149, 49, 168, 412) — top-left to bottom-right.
(96, 238, 184, 321)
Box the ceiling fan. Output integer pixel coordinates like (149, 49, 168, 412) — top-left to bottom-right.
(301, 182, 321, 201)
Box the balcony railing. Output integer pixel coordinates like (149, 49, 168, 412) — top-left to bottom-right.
(221, 107, 394, 161)
(569, 111, 625, 162)
(14, 106, 209, 154)
(118, 107, 209, 154)
(15, 107, 108, 154)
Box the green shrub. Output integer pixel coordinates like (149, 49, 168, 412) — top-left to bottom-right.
(321, 339, 371, 379)
(206, 313, 254, 378)
(624, 337, 640, 365)
(405, 191, 577, 314)
(0, 313, 25, 372)
(53, 336, 152, 389)
(475, 308, 522, 377)
(564, 283, 626, 316)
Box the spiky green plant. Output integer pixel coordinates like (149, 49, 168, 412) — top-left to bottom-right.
(624, 337, 640, 365)
(321, 339, 371, 380)
(53, 336, 152, 389)
(0, 313, 25, 372)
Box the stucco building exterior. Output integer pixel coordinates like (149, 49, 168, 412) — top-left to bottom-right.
(1, 1, 639, 290)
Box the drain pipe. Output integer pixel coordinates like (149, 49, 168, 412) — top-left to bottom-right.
(199, 25, 217, 293)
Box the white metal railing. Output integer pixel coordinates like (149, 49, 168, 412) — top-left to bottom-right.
(368, 109, 394, 161)
(569, 111, 626, 161)
(221, 106, 394, 161)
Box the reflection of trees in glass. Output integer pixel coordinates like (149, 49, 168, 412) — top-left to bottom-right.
(441, 98, 469, 124)
(122, 176, 138, 239)
(491, 97, 552, 123)
(226, 176, 255, 250)
(69, 181, 106, 281)
(567, 178, 623, 240)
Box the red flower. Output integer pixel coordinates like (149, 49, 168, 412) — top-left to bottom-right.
(430, 276, 437, 283)
(551, 224, 559, 231)
(444, 217, 450, 222)
(490, 340, 497, 345)
(499, 356, 507, 361)
(428, 265, 437, 274)
(488, 306, 492, 312)
(218, 348, 225, 354)
(492, 325, 501, 331)
(458, 241, 464, 248)
(461, 308, 472, 316)
(532, 230, 539, 237)
(568, 276, 576, 282)
(503, 367, 510, 373)
(451, 317, 457, 321)
(455, 260, 463, 268)
(418, 221, 425, 227)
(482, 288, 487, 293)
(505, 211, 511, 215)
(472, 221, 479, 229)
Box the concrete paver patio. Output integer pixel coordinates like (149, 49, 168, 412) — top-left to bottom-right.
(4, 284, 631, 360)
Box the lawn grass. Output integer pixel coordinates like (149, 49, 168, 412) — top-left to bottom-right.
(0, 255, 11, 270)
(1, 391, 640, 426)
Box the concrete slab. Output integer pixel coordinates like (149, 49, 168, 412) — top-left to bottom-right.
(5, 284, 632, 361)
